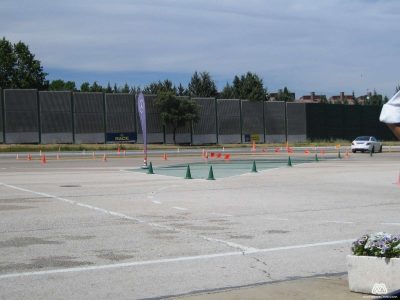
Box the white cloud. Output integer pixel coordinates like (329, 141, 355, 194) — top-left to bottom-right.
(1, 0, 399, 96)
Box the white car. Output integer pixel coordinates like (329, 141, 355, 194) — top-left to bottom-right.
(351, 136, 383, 153)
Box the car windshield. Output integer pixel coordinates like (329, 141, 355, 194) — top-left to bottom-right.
(355, 136, 370, 141)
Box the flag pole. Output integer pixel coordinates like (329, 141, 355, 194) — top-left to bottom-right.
(137, 92, 148, 169)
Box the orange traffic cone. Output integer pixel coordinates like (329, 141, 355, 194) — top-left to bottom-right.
(251, 141, 256, 152)
(27, 154, 32, 161)
(103, 154, 107, 162)
(304, 149, 310, 155)
(41, 155, 47, 164)
(163, 153, 168, 160)
(117, 145, 120, 156)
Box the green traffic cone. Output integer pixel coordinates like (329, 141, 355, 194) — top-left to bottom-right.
(147, 162, 154, 174)
(338, 150, 341, 159)
(251, 160, 257, 172)
(287, 156, 292, 167)
(315, 153, 319, 162)
(185, 164, 192, 179)
(207, 165, 215, 180)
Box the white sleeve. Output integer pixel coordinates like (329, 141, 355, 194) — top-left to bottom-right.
(380, 90, 400, 124)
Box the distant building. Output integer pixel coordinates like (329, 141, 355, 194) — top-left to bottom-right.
(356, 92, 372, 105)
(329, 92, 357, 105)
(267, 90, 296, 101)
(298, 92, 326, 103)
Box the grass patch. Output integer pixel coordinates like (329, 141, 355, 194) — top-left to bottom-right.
(1, 140, 399, 153)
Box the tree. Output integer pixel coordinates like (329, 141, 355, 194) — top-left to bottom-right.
(143, 79, 176, 94)
(188, 71, 218, 97)
(0, 37, 48, 89)
(320, 95, 328, 104)
(231, 72, 266, 101)
(130, 85, 140, 95)
(80, 82, 90, 92)
(90, 81, 103, 92)
(49, 79, 76, 91)
(156, 92, 200, 144)
(220, 82, 235, 99)
(276, 87, 294, 102)
(366, 90, 384, 106)
(121, 83, 130, 93)
(0, 37, 15, 88)
(177, 83, 188, 96)
(105, 82, 113, 93)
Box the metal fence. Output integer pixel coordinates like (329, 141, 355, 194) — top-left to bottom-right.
(192, 98, 217, 144)
(3, 89, 39, 143)
(106, 93, 136, 143)
(217, 99, 241, 144)
(0, 89, 396, 144)
(39, 91, 73, 144)
(241, 100, 264, 143)
(287, 103, 307, 143)
(73, 92, 105, 143)
(264, 101, 286, 143)
(0, 88, 3, 143)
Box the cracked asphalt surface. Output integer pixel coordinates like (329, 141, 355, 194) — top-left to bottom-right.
(0, 149, 399, 299)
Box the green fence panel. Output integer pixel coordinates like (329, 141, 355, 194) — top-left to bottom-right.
(217, 99, 241, 144)
(4, 89, 39, 143)
(39, 91, 73, 144)
(241, 100, 264, 143)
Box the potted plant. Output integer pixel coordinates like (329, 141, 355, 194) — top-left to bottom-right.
(347, 232, 400, 295)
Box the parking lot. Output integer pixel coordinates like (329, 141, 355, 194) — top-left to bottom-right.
(0, 149, 399, 299)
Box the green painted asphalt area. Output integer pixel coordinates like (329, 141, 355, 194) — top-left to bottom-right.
(133, 157, 331, 179)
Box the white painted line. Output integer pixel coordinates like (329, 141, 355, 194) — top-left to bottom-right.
(0, 182, 251, 253)
(255, 239, 355, 254)
(0, 238, 354, 280)
(381, 222, 400, 226)
(200, 236, 258, 253)
(324, 221, 354, 224)
(172, 206, 187, 211)
(152, 200, 162, 204)
(264, 217, 289, 221)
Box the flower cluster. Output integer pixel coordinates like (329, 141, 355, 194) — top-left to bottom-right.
(352, 232, 400, 258)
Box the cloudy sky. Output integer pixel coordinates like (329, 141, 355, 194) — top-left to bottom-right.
(1, 0, 399, 97)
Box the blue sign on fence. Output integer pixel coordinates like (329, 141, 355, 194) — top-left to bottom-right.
(106, 132, 137, 143)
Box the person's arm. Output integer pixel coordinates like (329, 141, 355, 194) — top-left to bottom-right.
(380, 91, 400, 140)
(387, 124, 400, 140)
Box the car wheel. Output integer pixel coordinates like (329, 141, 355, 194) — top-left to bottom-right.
(352, 149, 356, 153)
(379, 145, 383, 153)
